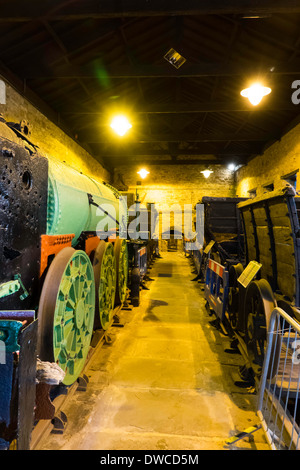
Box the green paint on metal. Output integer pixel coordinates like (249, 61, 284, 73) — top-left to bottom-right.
(0, 279, 20, 299)
(52, 250, 95, 386)
(46, 175, 56, 234)
(46, 158, 122, 245)
(98, 243, 116, 330)
(0, 275, 28, 300)
(0, 320, 23, 352)
(14, 274, 29, 300)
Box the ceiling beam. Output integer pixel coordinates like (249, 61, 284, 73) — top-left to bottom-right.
(62, 99, 296, 114)
(92, 145, 259, 156)
(80, 132, 274, 144)
(1, 1, 300, 22)
(108, 158, 247, 168)
(23, 62, 300, 79)
(41, 20, 95, 103)
(92, 147, 249, 158)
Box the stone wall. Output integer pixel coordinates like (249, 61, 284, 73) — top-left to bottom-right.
(113, 163, 236, 251)
(0, 82, 110, 182)
(236, 124, 300, 197)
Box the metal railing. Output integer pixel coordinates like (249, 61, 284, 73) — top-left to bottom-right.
(257, 307, 300, 450)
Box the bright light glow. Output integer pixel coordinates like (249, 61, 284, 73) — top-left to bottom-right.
(201, 169, 213, 178)
(228, 163, 236, 172)
(137, 169, 149, 179)
(240, 83, 272, 106)
(110, 115, 132, 136)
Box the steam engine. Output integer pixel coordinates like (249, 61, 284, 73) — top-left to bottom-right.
(0, 115, 155, 449)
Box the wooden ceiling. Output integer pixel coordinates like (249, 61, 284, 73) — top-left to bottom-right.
(1, 1, 300, 171)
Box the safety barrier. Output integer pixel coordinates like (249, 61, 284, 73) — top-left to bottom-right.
(257, 307, 300, 450)
(204, 258, 229, 322)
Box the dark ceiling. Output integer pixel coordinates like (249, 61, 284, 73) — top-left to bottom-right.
(1, 1, 300, 172)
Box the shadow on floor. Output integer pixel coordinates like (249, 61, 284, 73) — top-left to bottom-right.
(143, 299, 169, 322)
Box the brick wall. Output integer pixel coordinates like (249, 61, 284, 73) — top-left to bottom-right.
(236, 123, 300, 197)
(0, 82, 110, 182)
(114, 163, 236, 250)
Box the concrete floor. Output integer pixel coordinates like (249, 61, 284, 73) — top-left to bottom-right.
(36, 251, 269, 450)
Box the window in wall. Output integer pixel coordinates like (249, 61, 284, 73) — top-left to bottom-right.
(281, 170, 298, 190)
(263, 182, 274, 193)
(248, 188, 257, 199)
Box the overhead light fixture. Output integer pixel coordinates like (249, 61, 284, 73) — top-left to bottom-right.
(164, 48, 186, 69)
(240, 82, 272, 106)
(201, 169, 213, 178)
(227, 163, 236, 172)
(241, 14, 272, 19)
(110, 115, 132, 136)
(137, 169, 149, 179)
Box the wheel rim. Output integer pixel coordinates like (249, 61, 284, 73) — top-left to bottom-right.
(114, 237, 128, 306)
(244, 279, 276, 374)
(37, 248, 95, 386)
(93, 241, 116, 330)
(277, 299, 300, 322)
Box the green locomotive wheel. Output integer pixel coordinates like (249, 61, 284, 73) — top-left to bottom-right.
(93, 241, 116, 330)
(114, 237, 128, 306)
(37, 247, 96, 386)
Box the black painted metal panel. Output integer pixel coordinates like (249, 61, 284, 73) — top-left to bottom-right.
(0, 134, 48, 311)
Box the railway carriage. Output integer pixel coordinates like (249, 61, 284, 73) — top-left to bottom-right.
(203, 186, 300, 384)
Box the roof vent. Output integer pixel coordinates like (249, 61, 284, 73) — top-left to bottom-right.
(164, 48, 186, 69)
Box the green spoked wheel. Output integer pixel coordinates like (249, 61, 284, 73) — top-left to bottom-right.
(37, 247, 96, 386)
(93, 241, 116, 330)
(114, 237, 128, 306)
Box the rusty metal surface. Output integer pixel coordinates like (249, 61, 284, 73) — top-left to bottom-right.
(34, 383, 56, 422)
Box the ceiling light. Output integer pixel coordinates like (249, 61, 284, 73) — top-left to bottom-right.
(137, 169, 149, 179)
(228, 163, 236, 172)
(241, 14, 272, 19)
(164, 48, 186, 69)
(201, 169, 213, 178)
(240, 83, 272, 106)
(110, 115, 132, 136)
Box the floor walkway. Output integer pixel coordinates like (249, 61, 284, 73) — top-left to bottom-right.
(36, 251, 269, 450)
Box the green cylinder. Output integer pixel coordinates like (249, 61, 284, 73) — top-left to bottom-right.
(46, 158, 127, 244)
